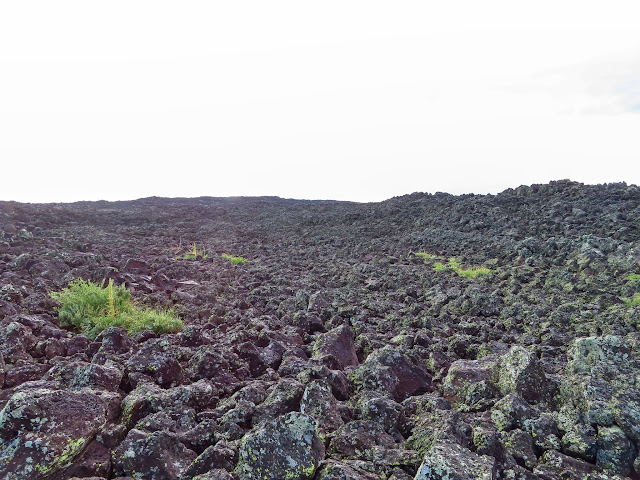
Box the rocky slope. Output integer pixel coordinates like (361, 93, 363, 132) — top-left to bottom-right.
(1, 179, 640, 480)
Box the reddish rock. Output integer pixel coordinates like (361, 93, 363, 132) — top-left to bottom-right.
(313, 324, 359, 369)
(66, 335, 91, 356)
(126, 338, 183, 387)
(52, 439, 112, 479)
(3, 361, 51, 388)
(43, 360, 123, 391)
(0, 321, 36, 363)
(328, 420, 396, 458)
(0, 387, 108, 479)
(353, 346, 431, 401)
(441, 356, 499, 406)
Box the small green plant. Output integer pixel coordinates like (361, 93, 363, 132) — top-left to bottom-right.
(175, 243, 208, 260)
(622, 292, 640, 307)
(221, 253, 248, 265)
(448, 258, 461, 270)
(433, 262, 448, 272)
(50, 279, 183, 339)
(627, 274, 640, 282)
(415, 252, 436, 263)
(456, 266, 493, 279)
(430, 256, 492, 278)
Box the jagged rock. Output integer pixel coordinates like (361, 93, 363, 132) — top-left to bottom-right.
(355, 391, 403, 435)
(300, 379, 344, 436)
(0, 351, 5, 387)
(191, 470, 236, 480)
(121, 379, 216, 428)
(414, 441, 496, 480)
(51, 439, 111, 479)
(180, 441, 237, 480)
(313, 324, 359, 369)
(44, 360, 123, 391)
(499, 429, 537, 469)
(4, 181, 640, 480)
(353, 345, 431, 401)
(4, 361, 51, 387)
(251, 378, 304, 426)
(567, 335, 633, 374)
(561, 423, 597, 461)
(135, 406, 197, 434)
(0, 387, 108, 479)
(0, 321, 36, 363)
(490, 394, 536, 432)
(328, 420, 397, 459)
(522, 414, 561, 452)
(112, 428, 198, 480)
(237, 411, 324, 480)
(612, 387, 640, 442)
(495, 346, 549, 403)
(187, 345, 244, 390)
(315, 460, 380, 480)
(442, 356, 498, 406)
(595, 425, 636, 475)
(92, 326, 136, 358)
(126, 337, 184, 387)
(533, 450, 597, 479)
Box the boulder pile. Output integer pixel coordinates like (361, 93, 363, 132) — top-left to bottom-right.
(1, 180, 640, 479)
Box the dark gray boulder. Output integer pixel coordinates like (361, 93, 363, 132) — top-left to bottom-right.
(237, 411, 324, 480)
(112, 428, 198, 480)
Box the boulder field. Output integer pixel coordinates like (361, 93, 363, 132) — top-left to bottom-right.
(1, 179, 640, 479)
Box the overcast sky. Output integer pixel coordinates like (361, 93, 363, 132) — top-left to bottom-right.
(1, 1, 639, 203)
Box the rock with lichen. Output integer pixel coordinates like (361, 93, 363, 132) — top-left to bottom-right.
(236, 411, 324, 480)
(112, 428, 198, 480)
(414, 441, 496, 480)
(0, 387, 109, 479)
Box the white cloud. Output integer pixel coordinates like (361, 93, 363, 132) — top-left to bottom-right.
(502, 50, 640, 115)
(1, 1, 640, 202)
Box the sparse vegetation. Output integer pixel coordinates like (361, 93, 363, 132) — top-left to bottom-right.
(456, 265, 493, 279)
(425, 255, 492, 278)
(622, 292, 640, 307)
(433, 262, 448, 272)
(50, 279, 183, 339)
(175, 242, 208, 260)
(415, 252, 436, 263)
(222, 253, 248, 265)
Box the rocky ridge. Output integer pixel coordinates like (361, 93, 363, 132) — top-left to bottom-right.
(0, 179, 640, 479)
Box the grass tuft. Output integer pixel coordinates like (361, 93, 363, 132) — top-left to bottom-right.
(433, 262, 448, 272)
(222, 253, 248, 265)
(415, 252, 436, 263)
(622, 292, 640, 307)
(50, 279, 183, 339)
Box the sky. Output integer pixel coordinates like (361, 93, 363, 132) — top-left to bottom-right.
(1, 1, 639, 203)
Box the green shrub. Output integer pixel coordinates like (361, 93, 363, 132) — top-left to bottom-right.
(221, 253, 248, 265)
(627, 273, 640, 282)
(50, 279, 183, 339)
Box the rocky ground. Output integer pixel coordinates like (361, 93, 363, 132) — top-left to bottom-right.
(1, 179, 640, 480)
